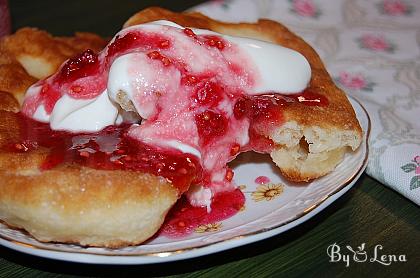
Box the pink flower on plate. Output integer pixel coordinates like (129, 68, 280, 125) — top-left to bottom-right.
(379, 0, 413, 16)
(290, 0, 321, 18)
(335, 72, 375, 92)
(357, 34, 396, 53)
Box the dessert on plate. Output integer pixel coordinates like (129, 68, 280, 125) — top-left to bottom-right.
(0, 7, 362, 247)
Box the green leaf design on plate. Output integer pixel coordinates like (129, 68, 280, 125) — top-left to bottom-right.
(401, 163, 416, 173)
(410, 176, 420, 190)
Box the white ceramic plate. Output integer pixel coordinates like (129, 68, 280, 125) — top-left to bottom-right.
(0, 96, 370, 264)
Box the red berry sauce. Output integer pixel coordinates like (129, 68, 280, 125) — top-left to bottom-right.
(255, 176, 271, 185)
(8, 114, 201, 194)
(56, 49, 99, 83)
(159, 188, 244, 237)
(106, 32, 172, 60)
(203, 35, 226, 50)
(195, 110, 228, 145)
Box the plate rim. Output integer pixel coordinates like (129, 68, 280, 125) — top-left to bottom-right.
(0, 95, 370, 264)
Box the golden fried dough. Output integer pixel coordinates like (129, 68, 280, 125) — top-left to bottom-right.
(0, 162, 177, 247)
(0, 28, 107, 80)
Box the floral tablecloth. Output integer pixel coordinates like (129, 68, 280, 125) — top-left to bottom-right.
(193, 0, 420, 205)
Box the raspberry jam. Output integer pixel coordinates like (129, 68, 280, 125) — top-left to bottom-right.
(203, 35, 226, 50)
(159, 188, 244, 237)
(195, 110, 228, 145)
(106, 32, 172, 60)
(9, 114, 201, 193)
(56, 49, 99, 83)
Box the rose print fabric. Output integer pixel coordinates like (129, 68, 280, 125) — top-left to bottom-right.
(193, 0, 420, 205)
(290, 0, 321, 18)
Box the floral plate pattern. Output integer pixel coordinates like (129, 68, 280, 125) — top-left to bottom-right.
(0, 96, 369, 264)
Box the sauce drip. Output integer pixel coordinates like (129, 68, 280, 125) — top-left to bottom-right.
(159, 188, 245, 237)
(255, 176, 271, 184)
